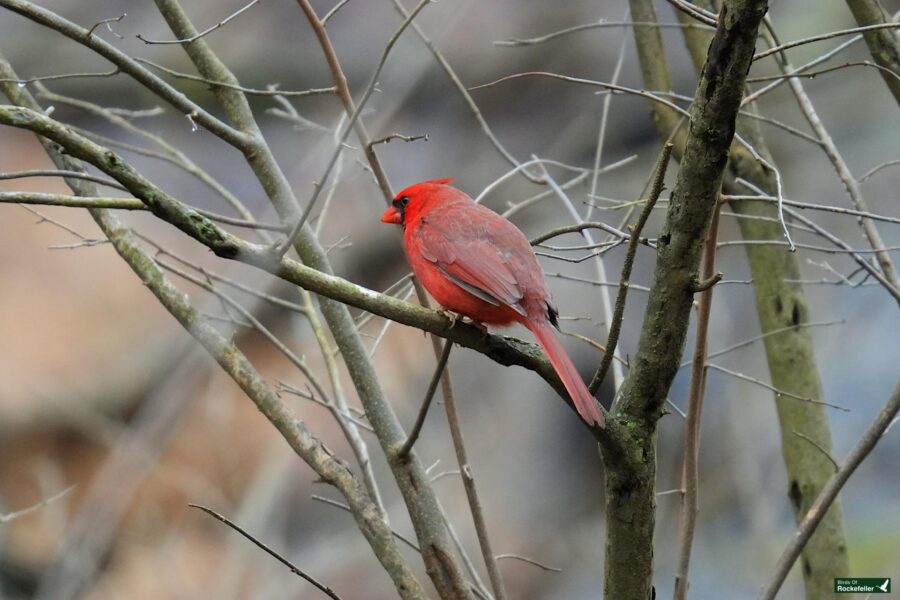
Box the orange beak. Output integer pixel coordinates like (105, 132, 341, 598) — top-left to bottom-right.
(381, 205, 402, 224)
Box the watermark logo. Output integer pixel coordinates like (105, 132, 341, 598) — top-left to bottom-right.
(834, 578, 891, 594)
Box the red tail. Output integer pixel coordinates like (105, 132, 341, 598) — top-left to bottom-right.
(529, 321, 604, 428)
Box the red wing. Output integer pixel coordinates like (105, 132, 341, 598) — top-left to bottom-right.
(414, 224, 526, 316)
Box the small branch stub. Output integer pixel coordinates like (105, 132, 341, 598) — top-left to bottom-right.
(692, 271, 723, 293)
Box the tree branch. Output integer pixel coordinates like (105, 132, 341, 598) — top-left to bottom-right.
(189, 504, 343, 599)
(759, 381, 900, 600)
(589, 142, 672, 394)
(673, 200, 721, 600)
(398, 341, 453, 460)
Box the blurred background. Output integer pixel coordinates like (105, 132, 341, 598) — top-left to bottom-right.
(0, 0, 898, 598)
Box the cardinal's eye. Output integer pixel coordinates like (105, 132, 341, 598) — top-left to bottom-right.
(393, 195, 410, 208)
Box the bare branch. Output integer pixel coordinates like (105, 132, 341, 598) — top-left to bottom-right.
(674, 197, 721, 600)
(724, 190, 900, 226)
(311, 495, 421, 553)
(746, 59, 900, 83)
(860, 158, 900, 182)
(136, 58, 337, 97)
(760, 382, 900, 600)
(791, 430, 840, 472)
(0, 168, 126, 190)
(397, 341, 453, 460)
(495, 554, 562, 573)
(705, 364, 850, 411)
(495, 20, 713, 47)
(753, 23, 900, 62)
(742, 34, 864, 105)
(322, 0, 351, 25)
(589, 143, 672, 394)
(369, 132, 428, 147)
(0, 68, 119, 86)
(0, 191, 286, 232)
(439, 350, 509, 600)
(137, 0, 260, 44)
(781, 207, 900, 304)
(0, 485, 75, 523)
(683, 320, 845, 367)
(86, 12, 126, 37)
(691, 271, 723, 292)
(189, 504, 343, 599)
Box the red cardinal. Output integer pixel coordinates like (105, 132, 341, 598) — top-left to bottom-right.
(381, 178, 604, 427)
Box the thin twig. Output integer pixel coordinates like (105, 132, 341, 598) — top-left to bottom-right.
(724, 190, 900, 227)
(753, 23, 900, 62)
(321, 0, 351, 25)
(495, 554, 562, 573)
(759, 382, 900, 600)
(495, 20, 713, 47)
(781, 209, 900, 305)
(502, 171, 590, 218)
(188, 504, 342, 599)
(0, 168, 126, 190)
(860, 158, 900, 182)
(589, 143, 672, 394)
(706, 364, 850, 411)
(276, 382, 374, 433)
(86, 12, 126, 37)
(470, 72, 690, 119)
(20, 203, 90, 241)
(0, 68, 119, 86)
(137, 0, 260, 44)
(791, 430, 840, 472)
(397, 341, 453, 460)
(136, 58, 336, 97)
(439, 350, 509, 600)
(742, 34, 864, 105)
(437, 505, 494, 600)
(529, 221, 653, 247)
(562, 331, 629, 367)
(310, 495, 421, 553)
(682, 320, 845, 367)
(0, 191, 286, 232)
(0, 485, 75, 523)
(368, 283, 416, 357)
(673, 194, 721, 600)
(369, 132, 428, 146)
(474, 156, 594, 205)
(746, 60, 900, 83)
(717, 240, 900, 254)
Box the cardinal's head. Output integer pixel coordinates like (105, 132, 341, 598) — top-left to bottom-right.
(380, 178, 455, 226)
